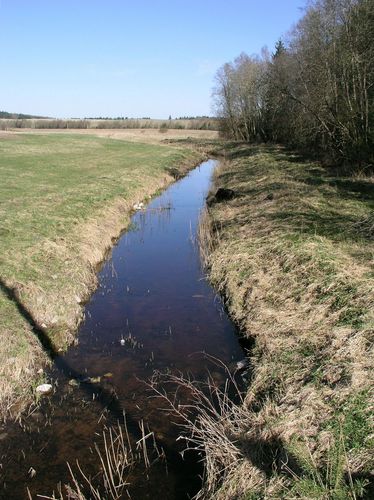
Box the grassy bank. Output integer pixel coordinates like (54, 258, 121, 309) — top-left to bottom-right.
(0, 131, 202, 418)
(199, 144, 373, 498)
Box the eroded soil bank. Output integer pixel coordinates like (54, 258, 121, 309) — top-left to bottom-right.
(199, 143, 374, 498)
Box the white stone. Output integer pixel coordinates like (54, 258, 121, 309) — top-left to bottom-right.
(28, 467, 37, 478)
(36, 383, 53, 395)
(133, 202, 145, 210)
(236, 359, 249, 370)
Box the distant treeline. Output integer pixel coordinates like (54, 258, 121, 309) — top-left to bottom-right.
(0, 117, 219, 131)
(0, 111, 48, 119)
(213, 0, 373, 167)
(84, 115, 212, 120)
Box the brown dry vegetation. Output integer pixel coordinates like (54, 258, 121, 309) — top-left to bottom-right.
(6, 127, 219, 145)
(198, 144, 374, 498)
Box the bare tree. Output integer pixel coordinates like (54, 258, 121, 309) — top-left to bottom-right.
(213, 54, 268, 141)
(213, 0, 373, 168)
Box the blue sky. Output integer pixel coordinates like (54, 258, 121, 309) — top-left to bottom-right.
(0, 0, 305, 118)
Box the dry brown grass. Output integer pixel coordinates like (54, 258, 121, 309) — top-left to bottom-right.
(148, 365, 248, 498)
(11, 128, 219, 145)
(197, 144, 374, 498)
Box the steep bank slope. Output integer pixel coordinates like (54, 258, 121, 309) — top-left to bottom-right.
(200, 144, 373, 498)
(0, 132, 202, 418)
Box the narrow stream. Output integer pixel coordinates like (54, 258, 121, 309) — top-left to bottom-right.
(1, 160, 245, 499)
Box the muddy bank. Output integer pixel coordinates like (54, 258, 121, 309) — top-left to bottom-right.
(199, 144, 374, 498)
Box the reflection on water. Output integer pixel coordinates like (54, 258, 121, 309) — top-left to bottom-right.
(0, 160, 245, 499)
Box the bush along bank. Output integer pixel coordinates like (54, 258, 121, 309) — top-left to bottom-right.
(198, 143, 373, 498)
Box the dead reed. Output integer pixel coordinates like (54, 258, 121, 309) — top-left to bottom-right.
(37, 417, 164, 500)
(147, 359, 251, 499)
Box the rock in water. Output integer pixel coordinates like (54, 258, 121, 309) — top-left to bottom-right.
(28, 467, 37, 478)
(36, 383, 53, 395)
(207, 188, 236, 206)
(133, 202, 145, 210)
(215, 188, 235, 201)
(236, 359, 249, 370)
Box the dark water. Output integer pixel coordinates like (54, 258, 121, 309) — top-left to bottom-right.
(0, 160, 245, 499)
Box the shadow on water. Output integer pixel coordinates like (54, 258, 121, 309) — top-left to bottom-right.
(0, 279, 187, 498)
(0, 160, 246, 499)
(0, 278, 125, 421)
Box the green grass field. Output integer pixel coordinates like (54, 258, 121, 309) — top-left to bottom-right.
(0, 132, 201, 416)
